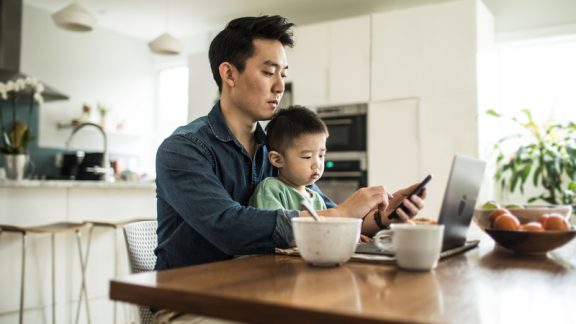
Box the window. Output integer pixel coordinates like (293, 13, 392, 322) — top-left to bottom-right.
(139, 65, 189, 178)
(479, 36, 576, 153)
(157, 65, 190, 139)
(478, 36, 576, 200)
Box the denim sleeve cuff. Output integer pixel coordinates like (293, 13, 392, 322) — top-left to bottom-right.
(273, 209, 299, 248)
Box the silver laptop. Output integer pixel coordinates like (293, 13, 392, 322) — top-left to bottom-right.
(356, 154, 486, 256)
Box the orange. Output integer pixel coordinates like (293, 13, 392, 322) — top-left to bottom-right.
(537, 214, 550, 227)
(543, 214, 570, 231)
(489, 209, 512, 226)
(519, 222, 544, 232)
(493, 214, 520, 231)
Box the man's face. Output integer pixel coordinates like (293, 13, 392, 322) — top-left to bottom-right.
(230, 38, 288, 121)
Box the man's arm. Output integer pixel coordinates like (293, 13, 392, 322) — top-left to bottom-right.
(156, 135, 297, 255)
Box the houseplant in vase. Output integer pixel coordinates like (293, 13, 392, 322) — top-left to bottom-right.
(488, 108, 576, 220)
(0, 77, 44, 180)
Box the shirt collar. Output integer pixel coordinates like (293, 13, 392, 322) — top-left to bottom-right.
(207, 101, 267, 146)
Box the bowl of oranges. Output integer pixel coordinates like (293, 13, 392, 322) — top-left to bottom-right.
(474, 202, 575, 254)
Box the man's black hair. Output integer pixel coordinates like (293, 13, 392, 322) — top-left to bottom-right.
(266, 105, 328, 153)
(209, 15, 295, 92)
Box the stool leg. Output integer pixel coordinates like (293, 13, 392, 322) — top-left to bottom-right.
(19, 233, 27, 324)
(51, 233, 56, 324)
(113, 228, 118, 324)
(74, 229, 92, 324)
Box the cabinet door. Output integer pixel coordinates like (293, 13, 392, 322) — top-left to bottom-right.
(289, 23, 330, 107)
(329, 15, 371, 105)
(367, 98, 421, 190)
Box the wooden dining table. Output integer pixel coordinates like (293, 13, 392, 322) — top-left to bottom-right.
(110, 237, 576, 324)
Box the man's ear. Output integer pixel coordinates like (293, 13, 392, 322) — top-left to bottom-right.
(268, 151, 284, 168)
(219, 62, 235, 88)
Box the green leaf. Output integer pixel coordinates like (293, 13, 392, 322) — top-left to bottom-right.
(532, 164, 542, 186)
(520, 108, 533, 121)
(486, 109, 501, 117)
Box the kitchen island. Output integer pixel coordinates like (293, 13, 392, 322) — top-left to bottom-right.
(0, 179, 156, 324)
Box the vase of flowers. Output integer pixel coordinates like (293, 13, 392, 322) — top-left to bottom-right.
(0, 77, 44, 180)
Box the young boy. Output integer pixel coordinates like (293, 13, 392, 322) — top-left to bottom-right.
(249, 106, 328, 211)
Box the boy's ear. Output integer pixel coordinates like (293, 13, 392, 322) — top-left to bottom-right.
(268, 151, 284, 168)
(219, 62, 235, 88)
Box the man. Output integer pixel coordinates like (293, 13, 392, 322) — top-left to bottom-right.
(155, 15, 424, 271)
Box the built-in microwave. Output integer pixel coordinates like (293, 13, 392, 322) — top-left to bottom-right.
(316, 104, 366, 152)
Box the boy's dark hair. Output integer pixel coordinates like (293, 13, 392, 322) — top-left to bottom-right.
(266, 105, 328, 153)
(209, 15, 295, 92)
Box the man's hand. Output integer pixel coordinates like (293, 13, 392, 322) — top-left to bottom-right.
(384, 183, 427, 222)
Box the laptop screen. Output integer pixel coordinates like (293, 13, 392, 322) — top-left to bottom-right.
(438, 155, 486, 250)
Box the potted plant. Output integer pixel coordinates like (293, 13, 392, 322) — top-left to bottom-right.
(488, 108, 576, 211)
(0, 77, 44, 180)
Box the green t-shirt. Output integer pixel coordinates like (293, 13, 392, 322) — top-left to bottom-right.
(249, 177, 327, 211)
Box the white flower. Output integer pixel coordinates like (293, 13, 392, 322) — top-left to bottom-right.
(35, 83, 44, 93)
(0, 90, 6, 100)
(33, 92, 44, 104)
(5, 81, 14, 92)
(15, 78, 26, 90)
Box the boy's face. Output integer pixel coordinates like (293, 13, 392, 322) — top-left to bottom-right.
(229, 38, 288, 122)
(273, 133, 327, 190)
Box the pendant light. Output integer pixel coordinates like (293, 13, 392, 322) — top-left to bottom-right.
(52, 1, 97, 32)
(148, 0, 183, 55)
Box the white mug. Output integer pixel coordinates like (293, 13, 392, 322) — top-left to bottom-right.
(374, 223, 444, 271)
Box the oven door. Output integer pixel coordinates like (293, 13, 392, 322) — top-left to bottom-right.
(316, 152, 367, 204)
(316, 172, 365, 204)
(322, 115, 366, 151)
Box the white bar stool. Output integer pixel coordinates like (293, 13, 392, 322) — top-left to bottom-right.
(0, 222, 91, 324)
(82, 218, 155, 324)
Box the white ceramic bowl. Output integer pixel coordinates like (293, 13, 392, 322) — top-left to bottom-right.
(292, 217, 361, 267)
(473, 204, 572, 230)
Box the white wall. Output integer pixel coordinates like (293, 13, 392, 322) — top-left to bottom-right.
(21, 5, 157, 173)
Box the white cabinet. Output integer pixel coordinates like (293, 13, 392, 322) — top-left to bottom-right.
(368, 0, 491, 215)
(289, 15, 370, 107)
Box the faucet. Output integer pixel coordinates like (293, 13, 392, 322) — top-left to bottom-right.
(65, 122, 114, 182)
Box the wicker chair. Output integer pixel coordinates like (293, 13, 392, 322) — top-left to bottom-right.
(123, 221, 158, 324)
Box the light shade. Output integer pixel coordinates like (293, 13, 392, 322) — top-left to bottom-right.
(148, 33, 183, 55)
(52, 3, 97, 32)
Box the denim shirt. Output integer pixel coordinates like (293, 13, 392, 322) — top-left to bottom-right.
(155, 102, 335, 270)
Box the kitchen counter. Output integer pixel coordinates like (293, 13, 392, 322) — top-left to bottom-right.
(0, 178, 156, 324)
(0, 179, 156, 189)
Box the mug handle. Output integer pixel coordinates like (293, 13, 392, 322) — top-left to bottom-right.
(373, 229, 393, 251)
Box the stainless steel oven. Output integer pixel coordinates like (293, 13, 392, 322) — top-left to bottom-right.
(316, 152, 367, 204)
(316, 104, 366, 152)
(315, 104, 368, 203)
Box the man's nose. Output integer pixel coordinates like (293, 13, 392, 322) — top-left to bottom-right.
(272, 75, 284, 94)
